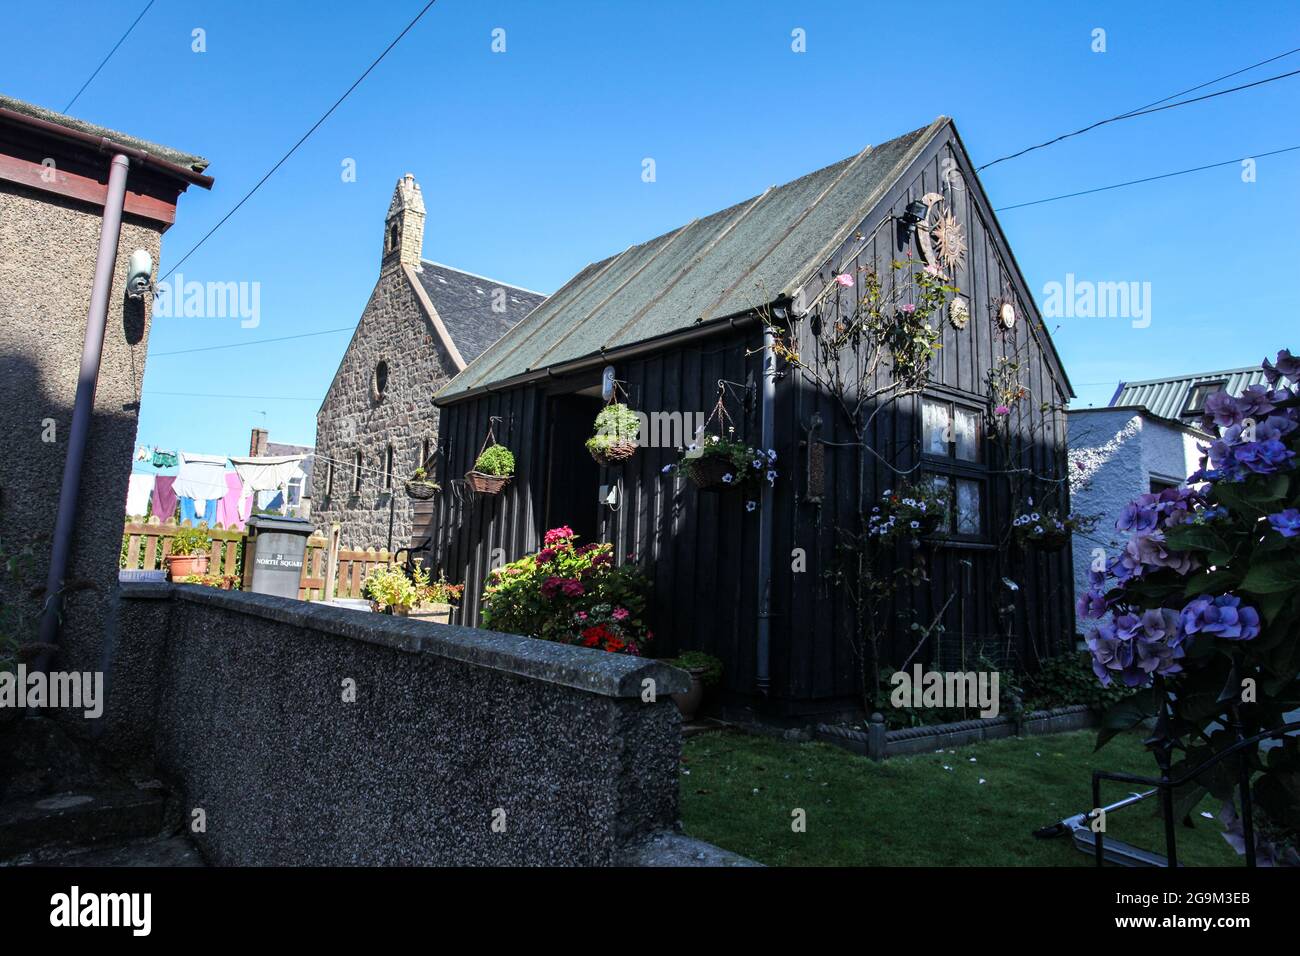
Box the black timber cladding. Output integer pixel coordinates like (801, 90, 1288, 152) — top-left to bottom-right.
(421, 118, 1077, 713)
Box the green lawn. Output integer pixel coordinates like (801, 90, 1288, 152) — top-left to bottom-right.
(680, 728, 1242, 867)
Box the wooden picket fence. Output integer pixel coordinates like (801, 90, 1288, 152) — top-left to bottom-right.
(121, 517, 393, 601)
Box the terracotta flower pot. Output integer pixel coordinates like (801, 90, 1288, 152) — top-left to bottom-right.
(466, 471, 510, 495)
(407, 603, 452, 624)
(165, 553, 209, 580)
(671, 669, 708, 721)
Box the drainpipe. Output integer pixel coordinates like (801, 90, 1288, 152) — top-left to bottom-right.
(755, 325, 777, 696)
(34, 152, 132, 672)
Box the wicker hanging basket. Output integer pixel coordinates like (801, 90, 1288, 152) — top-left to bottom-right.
(466, 471, 510, 495)
(1028, 529, 1070, 551)
(686, 454, 741, 492)
(589, 440, 638, 468)
(405, 479, 440, 500)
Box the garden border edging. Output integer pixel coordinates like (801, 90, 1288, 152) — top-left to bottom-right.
(814, 705, 1097, 760)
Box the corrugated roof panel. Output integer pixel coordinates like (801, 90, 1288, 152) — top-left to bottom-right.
(1111, 366, 1269, 420)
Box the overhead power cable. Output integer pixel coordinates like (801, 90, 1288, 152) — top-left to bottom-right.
(151, 326, 354, 356)
(995, 144, 1300, 211)
(160, 0, 440, 281)
(63, 0, 156, 113)
(978, 57, 1300, 171)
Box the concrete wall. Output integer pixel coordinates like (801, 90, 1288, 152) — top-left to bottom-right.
(0, 181, 164, 679)
(1066, 408, 1205, 613)
(114, 583, 689, 865)
(313, 266, 455, 550)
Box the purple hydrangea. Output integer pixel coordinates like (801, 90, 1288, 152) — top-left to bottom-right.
(1262, 348, 1300, 387)
(1087, 607, 1186, 687)
(1267, 508, 1300, 538)
(1180, 594, 1261, 642)
(1076, 587, 1109, 620)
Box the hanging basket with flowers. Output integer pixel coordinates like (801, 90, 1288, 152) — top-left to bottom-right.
(1012, 500, 1091, 551)
(465, 418, 514, 495)
(405, 466, 440, 500)
(586, 401, 641, 467)
(663, 387, 777, 495)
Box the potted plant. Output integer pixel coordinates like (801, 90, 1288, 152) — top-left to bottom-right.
(585, 403, 641, 466)
(663, 650, 722, 721)
(669, 428, 777, 493)
(466, 443, 514, 495)
(408, 568, 465, 624)
(360, 563, 416, 614)
(165, 524, 211, 580)
(405, 466, 440, 500)
(481, 526, 652, 654)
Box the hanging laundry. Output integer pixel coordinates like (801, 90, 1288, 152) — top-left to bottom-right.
(135, 445, 150, 462)
(179, 496, 218, 526)
(151, 449, 178, 469)
(215, 472, 252, 531)
(173, 452, 228, 514)
(125, 473, 155, 517)
(228, 454, 307, 494)
(151, 475, 178, 522)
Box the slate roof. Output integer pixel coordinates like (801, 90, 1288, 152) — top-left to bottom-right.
(414, 260, 546, 363)
(1110, 366, 1271, 421)
(437, 118, 948, 400)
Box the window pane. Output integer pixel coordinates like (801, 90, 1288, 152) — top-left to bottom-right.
(954, 407, 979, 462)
(956, 479, 981, 535)
(922, 399, 950, 456)
(929, 474, 951, 532)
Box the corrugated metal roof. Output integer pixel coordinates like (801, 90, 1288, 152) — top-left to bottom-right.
(1110, 366, 1270, 421)
(437, 117, 947, 399)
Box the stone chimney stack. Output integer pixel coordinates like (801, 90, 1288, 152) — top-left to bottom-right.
(249, 428, 269, 457)
(381, 172, 426, 274)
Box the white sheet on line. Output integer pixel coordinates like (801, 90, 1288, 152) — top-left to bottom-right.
(228, 454, 306, 493)
(172, 452, 229, 511)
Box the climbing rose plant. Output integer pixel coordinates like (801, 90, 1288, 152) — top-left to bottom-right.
(480, 527, 651, 655)
(1077, 350, 1300, 864)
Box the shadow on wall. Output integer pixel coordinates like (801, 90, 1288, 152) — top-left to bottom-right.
(0, 322, 147, 687)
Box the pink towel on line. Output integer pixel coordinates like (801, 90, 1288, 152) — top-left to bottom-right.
(151, 475, 178, 522)
(215, 472, 252, 531)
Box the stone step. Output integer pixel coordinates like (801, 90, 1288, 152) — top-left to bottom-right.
(0, 784, 166, 860)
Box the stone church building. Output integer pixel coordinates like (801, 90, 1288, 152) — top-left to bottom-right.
(314, 174, 545, 549)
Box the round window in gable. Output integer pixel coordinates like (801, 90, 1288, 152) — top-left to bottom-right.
(372, 360, 389, 402)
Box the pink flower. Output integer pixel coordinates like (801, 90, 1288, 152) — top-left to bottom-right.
(560, 579, 585, 598)
(543, 526, 574, 547)
(612, 607, 629, 621)
(576, 611, 588, 621)
(834, 273, 854, 287)
(535, 548, 557, 566)
(995, 405, 1011, 416)
(924, 264, 943, 277)
(900, 303, 916, 313)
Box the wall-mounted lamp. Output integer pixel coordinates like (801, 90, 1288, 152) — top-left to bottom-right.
(125, 249, 153, 299)
(901, 200, 929, 226)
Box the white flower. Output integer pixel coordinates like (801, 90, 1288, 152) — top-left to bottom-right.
(661, 464, 674, 474)
(766, 470, 777, 484)
(910, 520, 919, 529)
(746, 500, 757, 512)
(883, 489, 893, 496)
(722, 473, 734, 483)
(1030, 513, 1040, 522)
(767, 449, 777, 462)
(752, 459, 763, 469)
(1034, 525, 1044, 534)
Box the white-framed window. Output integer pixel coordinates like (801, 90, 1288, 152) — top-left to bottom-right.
(921, 394, 987, 540)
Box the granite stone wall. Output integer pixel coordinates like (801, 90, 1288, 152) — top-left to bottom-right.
(0, 182, 164, 682)
(116, 583, 689, 865)
(313, 267, 456, 551)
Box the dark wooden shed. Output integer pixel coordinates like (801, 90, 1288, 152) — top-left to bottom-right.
(419, 117, 1076, 718)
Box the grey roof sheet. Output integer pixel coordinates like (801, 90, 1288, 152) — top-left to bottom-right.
(267, 441, 314, 497)
(1110, 366, 1270, 420)
(0, 93, 209, 173)
(439, 118, 946, 398)
(415, 261, 546, 363)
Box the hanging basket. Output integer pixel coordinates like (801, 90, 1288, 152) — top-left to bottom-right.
(686, 454, 741, 492)
(1028, 529, 1070, 552)
(466, 471, 510, 495)
(404, 479, 440, 501)
(589, 440, 638, 468)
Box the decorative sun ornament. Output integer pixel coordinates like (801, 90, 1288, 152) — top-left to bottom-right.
(949, 296, 970, 330)
(932, 210, 967, 275)
(999, 301, 1017, 329)
(913, 192, 966, 276)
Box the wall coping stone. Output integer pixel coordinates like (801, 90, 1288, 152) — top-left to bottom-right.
(120, 582, 690, 698)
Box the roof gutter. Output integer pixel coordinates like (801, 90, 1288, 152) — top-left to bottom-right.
(0, 105, 213, 189)
(434, 311, 763, 407)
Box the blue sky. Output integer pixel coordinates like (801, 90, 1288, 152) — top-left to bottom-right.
(4, 0, 1299, 466)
